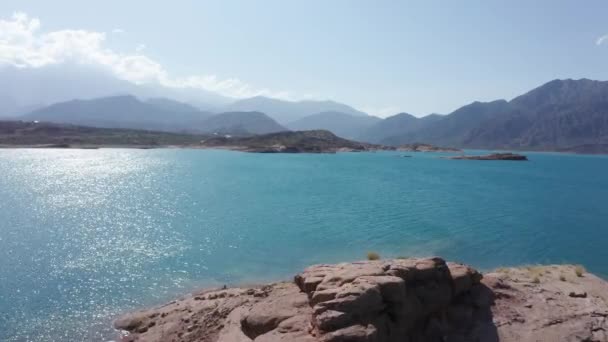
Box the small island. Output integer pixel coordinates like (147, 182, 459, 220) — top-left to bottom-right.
(396, 143, 461, 153)
(448, 152, 528, 161)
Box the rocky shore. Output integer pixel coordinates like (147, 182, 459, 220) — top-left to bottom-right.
(114, 258, 608, 342)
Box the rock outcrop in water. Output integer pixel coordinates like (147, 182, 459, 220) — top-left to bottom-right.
(114, 258, 608, 342)
(448, 153, 528, 161)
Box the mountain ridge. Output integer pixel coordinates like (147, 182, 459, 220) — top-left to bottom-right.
(224, 96, 369, 124)
(10, 76, 608, 153)
(22, 95, 286, 135)
(0, 64, 229, 117)
(201, 111, 287, 135)
(363, 79, 608, 152)
(287, 111, 380, 139)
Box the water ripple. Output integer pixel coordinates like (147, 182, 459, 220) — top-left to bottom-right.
(0, 149, 607, 341)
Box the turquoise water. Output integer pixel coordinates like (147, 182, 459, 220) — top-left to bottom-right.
(1, 149, 607, 341)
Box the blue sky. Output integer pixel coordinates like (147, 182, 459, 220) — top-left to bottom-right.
(1, 0, 607, 117)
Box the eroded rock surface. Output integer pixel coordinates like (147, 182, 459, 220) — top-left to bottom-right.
(484, 265, 608, 341)
(114, 259, 608, 342)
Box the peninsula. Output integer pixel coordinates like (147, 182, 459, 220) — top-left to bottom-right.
(0, 121, 392, 153)
(0, 120, 207, 148)
(199, 130, 389, 153)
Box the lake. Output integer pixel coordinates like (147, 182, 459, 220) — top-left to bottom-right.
(1, 149, 607, 341)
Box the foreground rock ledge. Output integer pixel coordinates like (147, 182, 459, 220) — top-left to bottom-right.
(114, 258, 608, 342)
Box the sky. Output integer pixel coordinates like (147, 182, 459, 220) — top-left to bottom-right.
(1, 0, 608, 117)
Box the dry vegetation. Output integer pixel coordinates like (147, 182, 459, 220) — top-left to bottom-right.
(367, 252, 381, 260)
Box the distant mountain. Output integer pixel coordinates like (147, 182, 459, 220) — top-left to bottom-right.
(22, 95, 212, 132)
(358, 112, 442, 143)
(10, 71, 608, 152)
(21, 95, 288, 135)
(145, 98, 204, 113)
(382, 100, 512, 146)
(201, 111, 287, 135)
(373, 79, 608, 151)
(223, 96, 368, 124)
(0, 65, 134, 117)
(510, 78, 608, 109)
(464, 79, 608, 150)
(0, 64, 228, 117)
(287, 111, 380, 139)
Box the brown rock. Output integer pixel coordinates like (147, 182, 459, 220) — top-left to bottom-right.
(114, 259, 608, 342)
(568, 291, 587, 298)
(323, 324, 377, 342)
(448, 262, 483, 296)
(241, 288, 309, 338)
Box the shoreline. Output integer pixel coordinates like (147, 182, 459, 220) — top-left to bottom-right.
(113, 258, 608, 342)
(1, 144, 608, 155)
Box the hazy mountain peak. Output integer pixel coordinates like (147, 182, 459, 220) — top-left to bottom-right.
(97, 94, 140, 103)
(450, 99, 510, 116)
(0, 64, 228, 117)
(224, 96, 368, 124)
(287, 111, 380, 139)
(511, 78, 608, 109)
(384, 112, 418, 121)
(145, 97, 203, 113)
(357, 112, 431, 143)
(202, 111, 287, 135)
(420, 113, 444, 120)
(21, 95, 213, 132)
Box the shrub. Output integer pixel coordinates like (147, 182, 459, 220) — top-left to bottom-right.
(367, 252, 380, 260)
(574, 265, 585, 277)
(532, 276, 540, 284)
(559, 274, 566, 281)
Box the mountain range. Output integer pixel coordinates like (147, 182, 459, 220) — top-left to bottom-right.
(224, 96, 369, 124)
(0, 64, 230, 117)
(287, 111, 381, 139)
(22, 96, 286, 135)
(2, 63, 608, 153)
(366, 79, 608, 151)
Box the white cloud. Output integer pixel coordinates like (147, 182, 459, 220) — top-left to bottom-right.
(111, 28, 125, 34)
(596, 34, 608, 46)
(135, 43, 146, 52)
(0, 12, 291, 99)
